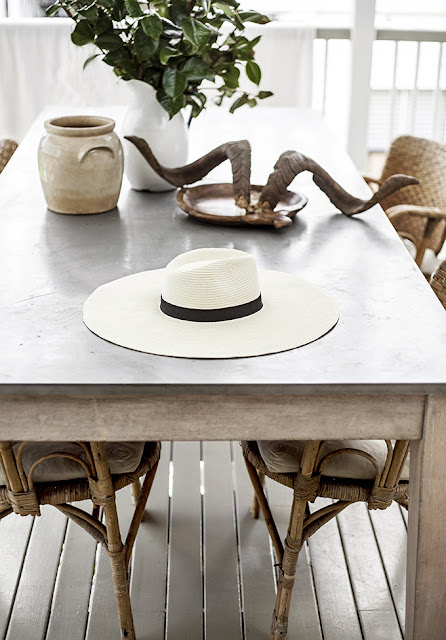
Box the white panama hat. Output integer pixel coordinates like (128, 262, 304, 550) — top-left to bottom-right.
(83, 248, 339, 359)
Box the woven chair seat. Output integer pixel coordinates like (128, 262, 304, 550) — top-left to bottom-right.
(0, 442, 160, 510)
(0, 441, 144, 485)
(258, 439, 409, 480)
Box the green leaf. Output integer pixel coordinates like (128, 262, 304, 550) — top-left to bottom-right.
(134, 27, 159, 62)
(125, 0, 143, 17)
(182, 57, 215, 81)
(159, 45, 180, 65)
(220, 65, 240, 89)
(238, 11, 270, 24)
(112, 0, 126, 21)
(246, 60, 261, 85)
(83, 53, 101, 70)
(143, 67, 163, 87)
(141, 13, 163, 39)
(258, 90, 273, 99)
(102, 47, 131, 66)
(215, 0, 239, 6)
(46, 3, 60, 17)
(181, 17, 214, 50)
(160, 17, 183, 37)
(162, 68, 187, 97)
(247, 97, 257, 108)
(169, 0, 189, 23)
(156, 89, 185, 118)
(187, 91, 208, 118)
(78, 5, 99, 20)
(71, 21, 95, 46)
(95, 15, 114, 35)
(95, 32, 123, 50)
(198, 0, 211, 12)
(229, 93, 249, 114)
(214, 2, 234, 18)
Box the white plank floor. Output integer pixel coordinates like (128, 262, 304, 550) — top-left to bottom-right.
(0, 442, 407, 640)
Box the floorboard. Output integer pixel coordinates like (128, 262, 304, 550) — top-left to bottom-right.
(0, 444, 407, 640)
(308, 498, 362, 640)
(45, 501, 97, 640)
(130, 444, 170, 640)
(233, 443, 276, 639)
(203, 442, 242, 640)
(0, 512, 34, 638)
(337, 502, 403, 640)
(5, 505, 66, 640)
(165, 441, 203, 640)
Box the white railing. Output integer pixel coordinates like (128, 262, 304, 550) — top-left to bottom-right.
(315, 27, 446, 167)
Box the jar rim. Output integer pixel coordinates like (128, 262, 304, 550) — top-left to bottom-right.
(44, 116, 115, 137)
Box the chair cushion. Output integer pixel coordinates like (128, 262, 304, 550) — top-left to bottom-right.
(0, 441, 145, 485)
(257, 440, 409, 481)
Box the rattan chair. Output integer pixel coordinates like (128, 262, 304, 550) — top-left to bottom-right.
(0, 439, 161, 640)
(365, 135, 446, 270)
(431, 257, 446, 310)
(242, 261, 446, 639)
(242, 440, 409, 639)
(0, 139, 18, 173)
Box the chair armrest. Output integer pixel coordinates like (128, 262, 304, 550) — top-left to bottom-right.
(362, 175, 383, 188)
(386, 204, 446, 221)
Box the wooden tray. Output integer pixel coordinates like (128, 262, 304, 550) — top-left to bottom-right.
(177, 183, 308, 228)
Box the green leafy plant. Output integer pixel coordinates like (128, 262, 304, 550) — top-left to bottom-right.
(47, 1, 273, 118)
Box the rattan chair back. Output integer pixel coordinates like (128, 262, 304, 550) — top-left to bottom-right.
(379, 135, 446, 253)
(431, 258, 446, 310)
(0, 139, 18, 174)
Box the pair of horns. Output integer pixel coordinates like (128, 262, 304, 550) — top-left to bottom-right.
(125, 137, 418, 216)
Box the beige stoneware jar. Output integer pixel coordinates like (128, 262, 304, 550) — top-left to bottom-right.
(38, 115, 124, 214)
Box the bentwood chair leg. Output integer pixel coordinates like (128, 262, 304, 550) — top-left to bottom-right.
(131, 479, 141, 505)
(102, 497, 136, 640)
(250, 470, 265, 519)
(270, 500, 306, 640)
(270, 539, 302, 639)
(125, 462, 159, 569)
(244, 456, 284, 563)
(270, 441, 321, 640)
(89, 442, 136, 639)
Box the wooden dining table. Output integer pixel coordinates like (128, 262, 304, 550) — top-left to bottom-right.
(1, 106, 445, 639)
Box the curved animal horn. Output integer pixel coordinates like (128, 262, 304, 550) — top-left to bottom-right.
(258, 151, 419, 215)
(125, 136, 252, 208)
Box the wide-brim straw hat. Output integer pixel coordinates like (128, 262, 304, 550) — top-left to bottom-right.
(83, 248, 339, 359)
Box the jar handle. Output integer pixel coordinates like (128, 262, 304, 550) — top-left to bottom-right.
(78, 145, 115, 164)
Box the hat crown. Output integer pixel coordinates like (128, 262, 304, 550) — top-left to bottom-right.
(162, 248, 260, 310)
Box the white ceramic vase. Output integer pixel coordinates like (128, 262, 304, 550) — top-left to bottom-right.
(122, 80, 189, 191)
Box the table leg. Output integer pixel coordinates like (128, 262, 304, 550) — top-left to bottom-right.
(406, 395, 446, 639)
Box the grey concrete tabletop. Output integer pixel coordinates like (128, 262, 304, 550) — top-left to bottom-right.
(1, 106, 445, 395)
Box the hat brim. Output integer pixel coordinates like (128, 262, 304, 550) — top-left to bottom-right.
(83, 269, 339, 359)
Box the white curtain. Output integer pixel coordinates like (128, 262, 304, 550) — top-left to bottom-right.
(241, 22, 315, 108)
(0, 18, 129, 140)
(0, 18, 314, 141)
